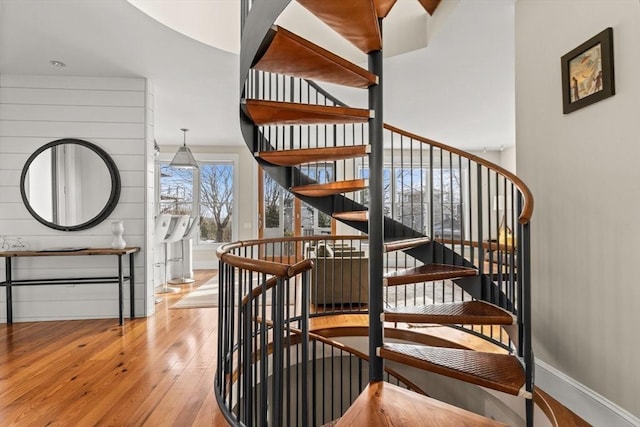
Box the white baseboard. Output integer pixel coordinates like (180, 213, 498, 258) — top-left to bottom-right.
(535, 359, 639, 426)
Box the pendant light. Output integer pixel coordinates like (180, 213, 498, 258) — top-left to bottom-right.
(170, 128, 198, 169)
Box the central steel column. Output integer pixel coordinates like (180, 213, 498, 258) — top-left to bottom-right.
(368, 20, 384, 382)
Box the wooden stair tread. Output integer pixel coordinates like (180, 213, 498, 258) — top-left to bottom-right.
(383, 236, 430, 253)
(242, 99, 371, 125)
(375, 0, 398, 18)
(253, 26, 378, 89)
(333, 210, 368, 222)
(384, 301, 515, 325)
(257, 145, 369, 166)
(335, 381, 507, 427)
(296, 0, 382, 53)
(417, 0, 442, 15)
(379, 344, 526, 397)
(292, 179, 367, 197)
(308, 313, 506, 353)
(383, 263, 477, 286)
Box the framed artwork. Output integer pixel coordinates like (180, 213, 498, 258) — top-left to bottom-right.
(561, 27, 615, 114)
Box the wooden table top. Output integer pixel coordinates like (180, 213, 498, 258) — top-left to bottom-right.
(0, 247, 140, 257)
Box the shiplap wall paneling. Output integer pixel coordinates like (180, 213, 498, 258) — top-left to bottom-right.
(0, 74, 149, 323)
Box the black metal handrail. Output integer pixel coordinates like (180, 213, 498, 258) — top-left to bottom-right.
(215, 235, 429, 426)
(214, 233, 529, 425)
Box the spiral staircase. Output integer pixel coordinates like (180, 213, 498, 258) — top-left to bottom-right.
(218, 0, 535, 425)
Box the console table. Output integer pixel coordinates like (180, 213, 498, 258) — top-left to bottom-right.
(0, 247, 140, 325)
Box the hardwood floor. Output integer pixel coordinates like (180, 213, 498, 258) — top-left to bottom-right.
(0, 270, 229, 427)
(0, 270, 587, 427)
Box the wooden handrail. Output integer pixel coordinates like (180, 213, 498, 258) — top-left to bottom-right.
(287, 258, 314, 277)
(219, 252, 290, 277)
(240, 259, 314, 306)
(218, 235, 367, 254)
(217, 235, 361, 281)
(384, 123, 534, 224)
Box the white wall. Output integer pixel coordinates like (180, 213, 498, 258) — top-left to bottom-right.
(144, 81, 156, 314)
(516, 0, 640, 419)
(500, 146, 516, 173)
(0, 74, 150, 322)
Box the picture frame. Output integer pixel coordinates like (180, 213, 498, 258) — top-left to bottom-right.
(561, 27, 615, 114)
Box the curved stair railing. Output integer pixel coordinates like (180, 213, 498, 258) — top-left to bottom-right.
(216, 236, 432, 426)
(217, 0, 535, 425)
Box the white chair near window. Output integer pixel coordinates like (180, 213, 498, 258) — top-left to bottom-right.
(154, 214, 173, 295)
(168, 216, 199, 285)
(157, 214, 190, 293)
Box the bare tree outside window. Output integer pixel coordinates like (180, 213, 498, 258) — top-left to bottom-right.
(395, 168, 426, 232)
(200, 163, 234, 242)
(359, 164, 463, 238)
(432, 168, 463, 239)
(359, 167, 392, 217)
(264, 173, 281, 228)
(300, 164, 333, 234)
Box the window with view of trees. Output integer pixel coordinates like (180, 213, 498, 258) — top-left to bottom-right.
(359, 165, 465, 238)
(199, 163, 233, 242)
(300, 164, 333, 234)
(158, 161, 235, 243)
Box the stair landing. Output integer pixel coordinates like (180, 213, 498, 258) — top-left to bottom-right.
(335, 381, 507, 427)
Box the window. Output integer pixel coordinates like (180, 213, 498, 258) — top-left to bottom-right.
(359, 164, 466, 238)
(300, 164, 333, 235)
(157, 158, 236, 244)
(158, 165, 194, 215)
(199, 163, 234, 243)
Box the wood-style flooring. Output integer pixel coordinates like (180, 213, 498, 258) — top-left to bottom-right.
(0, 270, 588, 427)
(0, 270, 229, 427)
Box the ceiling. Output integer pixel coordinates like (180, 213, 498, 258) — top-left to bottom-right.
(0, 0, 241, 147)
(0, 0, 515, 151)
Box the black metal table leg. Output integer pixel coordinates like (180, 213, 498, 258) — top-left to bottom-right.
(129, 252, 135, 319)
(117, 255, 124, 325)
(5, 257, 12, 324)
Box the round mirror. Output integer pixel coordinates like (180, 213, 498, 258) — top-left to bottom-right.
(20, 138, 121, 231)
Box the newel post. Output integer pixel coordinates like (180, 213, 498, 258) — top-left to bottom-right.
(368, 18, 384, 382)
